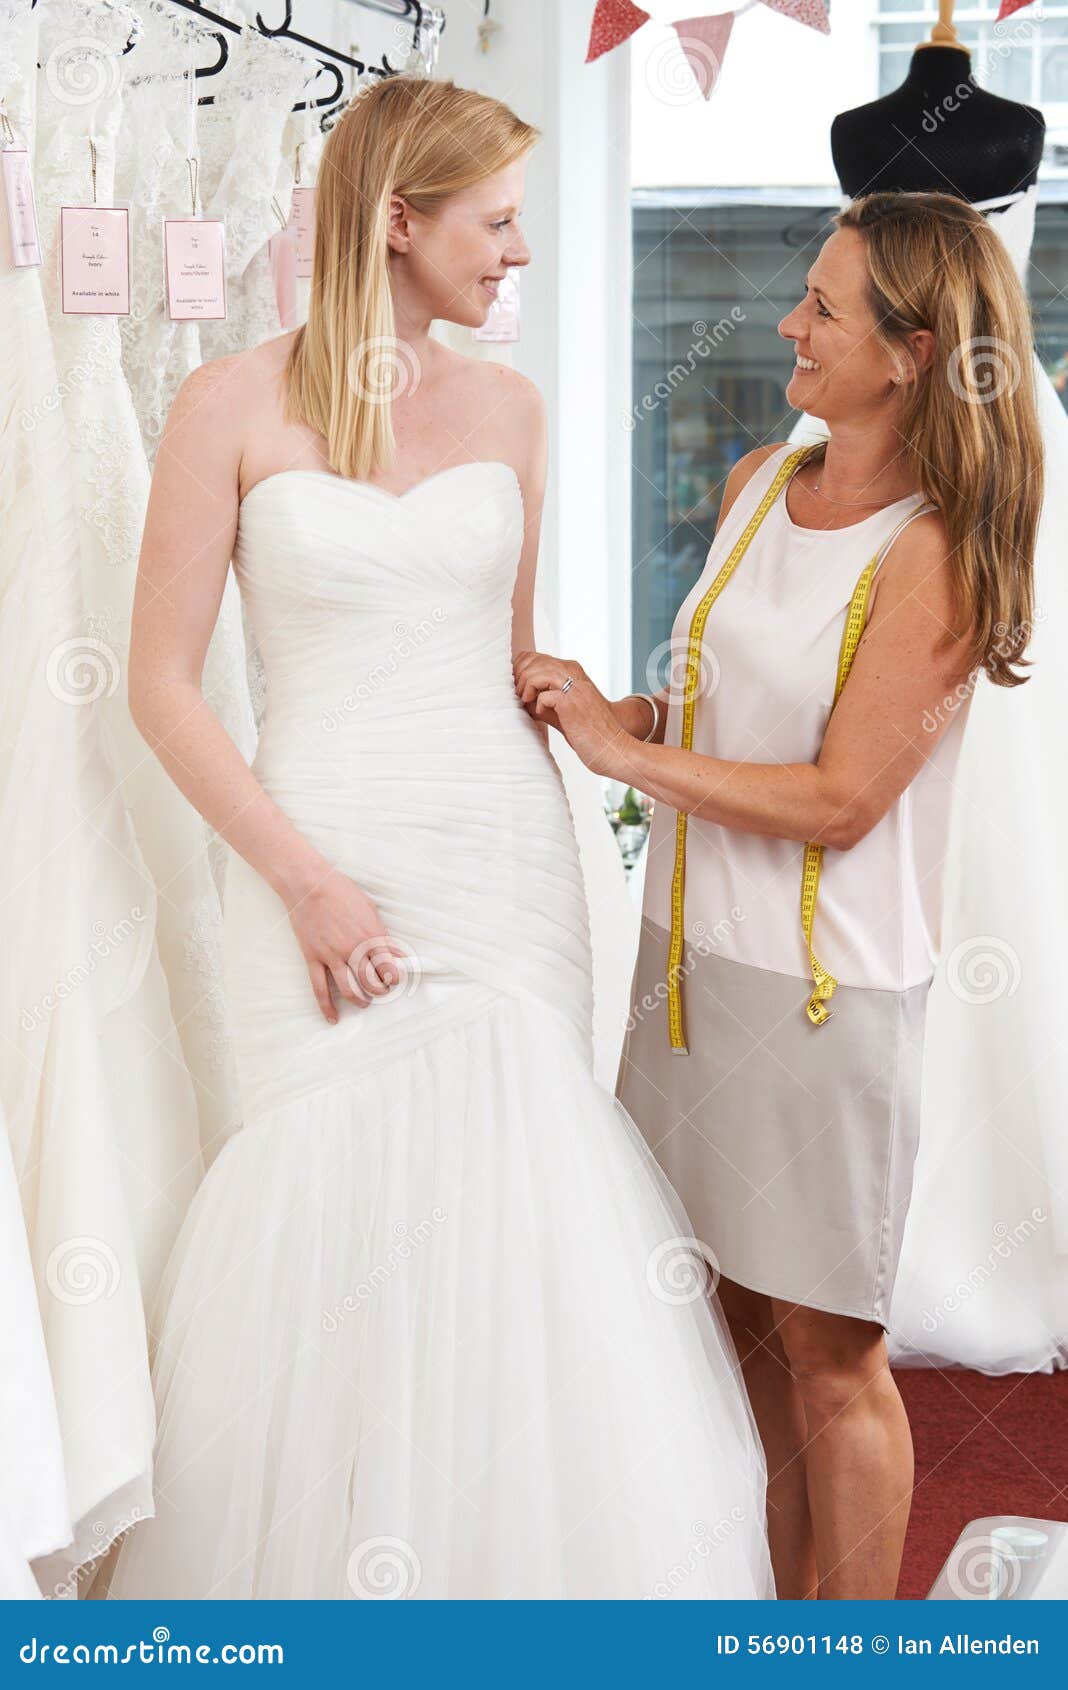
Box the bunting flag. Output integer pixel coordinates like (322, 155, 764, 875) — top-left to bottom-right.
(586, 0, 651, 62)
(759, 0, 830, 32)
(671, 13, 735, 99)
(586, 0, 831, 93)
(996, 0, 1035, 19)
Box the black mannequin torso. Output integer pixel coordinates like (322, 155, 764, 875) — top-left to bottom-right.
(832, 46, 1044, 204)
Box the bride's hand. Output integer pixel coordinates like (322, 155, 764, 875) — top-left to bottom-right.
(284, 865, 411, 1024)
(513, 648, 562, 732)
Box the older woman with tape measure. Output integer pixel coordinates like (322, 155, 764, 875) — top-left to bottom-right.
(513, 191, 1042, 1599)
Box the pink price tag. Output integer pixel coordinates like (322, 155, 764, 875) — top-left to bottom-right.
(163, 216, 227, 320)
(60, 205, 130, 314)
(288, 185, 316, 280)
(2, 147, 42, 268)
(269, 224, 298, 330)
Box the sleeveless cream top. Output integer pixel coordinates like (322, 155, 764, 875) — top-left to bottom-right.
(641, 444, 974, 993)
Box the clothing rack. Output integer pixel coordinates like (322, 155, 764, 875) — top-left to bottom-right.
(162, 0, 444, 112)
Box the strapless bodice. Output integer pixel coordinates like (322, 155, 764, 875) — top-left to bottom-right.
(234, 460, 529, 763)
(225, 460, 596, 1114)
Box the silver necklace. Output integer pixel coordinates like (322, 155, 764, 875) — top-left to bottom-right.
(809, 477, 902, 509)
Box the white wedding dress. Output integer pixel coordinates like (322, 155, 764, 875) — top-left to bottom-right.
(108, 462, 774, 1600)
(114, 0, 258, 885)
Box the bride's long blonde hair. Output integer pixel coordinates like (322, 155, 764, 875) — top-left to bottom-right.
(283, 77, 539, 482)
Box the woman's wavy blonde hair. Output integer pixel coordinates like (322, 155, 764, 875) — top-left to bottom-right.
(834, 191, 1042, 687)
(283, 77, 539, 483)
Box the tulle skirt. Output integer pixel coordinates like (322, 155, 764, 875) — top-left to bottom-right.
(107, 974, 774, 1599)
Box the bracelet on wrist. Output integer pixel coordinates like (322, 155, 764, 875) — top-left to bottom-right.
(628, 693, 660, 743)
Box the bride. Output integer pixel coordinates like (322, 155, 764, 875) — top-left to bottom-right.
(106, 75, 773, 1601)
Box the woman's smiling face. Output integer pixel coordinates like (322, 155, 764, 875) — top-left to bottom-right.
(778, 226, 908, 425)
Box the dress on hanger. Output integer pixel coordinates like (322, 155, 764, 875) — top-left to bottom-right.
(113, 0, 258, 852)
(790, 187, 1068, 1372)
(107, 463, 774, 1600)
(35, 0, 245, 1176)
(197, 18, 318, 367)
(34, 0, 228, 1208)
(0, 0, 172, 1591)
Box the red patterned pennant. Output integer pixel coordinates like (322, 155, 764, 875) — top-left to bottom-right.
(759, 0, 830, 34)
(586, 0, 651, 62)
(996, 0, 1035, 19)
(671, 13, 735, 99)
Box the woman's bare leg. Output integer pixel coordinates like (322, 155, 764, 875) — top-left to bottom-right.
(771, 1298, 914, 1599)
(716, 1274, 817, 1599)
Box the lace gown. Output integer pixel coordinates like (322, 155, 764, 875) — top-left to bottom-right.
(35, 0, 244, 1184)
(108, 463, 774, 1600)
(0, 0, 191, 1591)
(197, 17, 318, 368)
(113, 0, 257, 839)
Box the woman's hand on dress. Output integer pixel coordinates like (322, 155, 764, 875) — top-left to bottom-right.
(512, 652, 629, 778)
(284, 865, 410, 1024)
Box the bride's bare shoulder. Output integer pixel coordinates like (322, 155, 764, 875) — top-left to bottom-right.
(164, 335, 297, 460)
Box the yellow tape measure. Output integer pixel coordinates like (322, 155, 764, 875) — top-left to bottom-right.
(666, 445, 892, 1052)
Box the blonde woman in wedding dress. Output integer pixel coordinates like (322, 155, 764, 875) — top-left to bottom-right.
(107, 78, 773, 1601)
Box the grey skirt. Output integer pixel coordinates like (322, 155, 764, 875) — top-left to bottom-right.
(615, 915, 933, 1329)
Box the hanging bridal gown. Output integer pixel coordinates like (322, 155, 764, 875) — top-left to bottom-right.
(1, 0, 180, 1591)
(195, 17, 319, 742)
(888, 187, 1068, 1374)
(34, 0, 222, 1239)
(34, 0, 243, 1178)
(114, 0, 258, 890)
(0, 1109, 69, 1599)
(197, 18, 318, 367)
(108, 464, 774, 1600)
(790, 188, 1068, 1374)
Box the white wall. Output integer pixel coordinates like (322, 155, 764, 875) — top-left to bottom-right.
(631, 1, 877, 190)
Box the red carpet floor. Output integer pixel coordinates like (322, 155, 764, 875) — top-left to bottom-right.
(894, 1365, 1068, 1599)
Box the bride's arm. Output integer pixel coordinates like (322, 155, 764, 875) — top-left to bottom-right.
(127, 357, 398, 1021)
(507, 374, 552, 749)
(127, 358, 331, 909)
